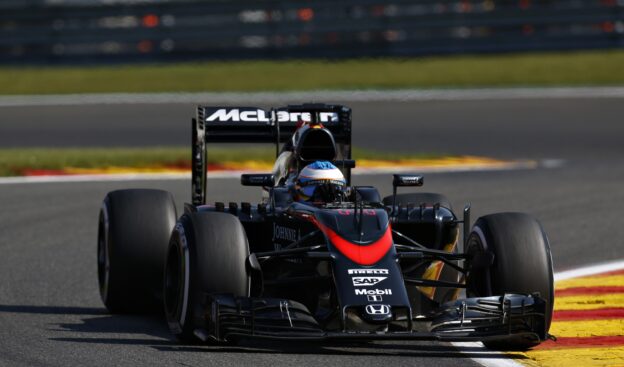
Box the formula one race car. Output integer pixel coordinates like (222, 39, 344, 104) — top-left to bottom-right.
(97, 104, 554, 350)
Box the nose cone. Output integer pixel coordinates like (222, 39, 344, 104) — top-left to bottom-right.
(315, 209, 392, 266)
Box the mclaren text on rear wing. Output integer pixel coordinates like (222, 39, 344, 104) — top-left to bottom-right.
(205, 108, 339, 124)
(196, 104, 351, 144)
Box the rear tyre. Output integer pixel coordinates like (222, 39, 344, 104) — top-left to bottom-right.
(466, 212, 554, 350)
(97, 189, 177, 313)
(164, 212, 250, 342)
(382, 193, 452, 211)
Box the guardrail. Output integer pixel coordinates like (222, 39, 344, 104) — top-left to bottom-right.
(1, 0, 623, 64)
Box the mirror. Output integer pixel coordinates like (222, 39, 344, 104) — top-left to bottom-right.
(241, 174, 275, 187)
(392, 174, 424, 187)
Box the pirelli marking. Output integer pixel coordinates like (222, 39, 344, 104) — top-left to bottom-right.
(348, 269, 389, 275)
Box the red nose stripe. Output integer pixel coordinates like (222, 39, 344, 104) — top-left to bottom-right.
(315, 221, 393, 265)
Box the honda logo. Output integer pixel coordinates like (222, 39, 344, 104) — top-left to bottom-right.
(365, 304, 390, 316)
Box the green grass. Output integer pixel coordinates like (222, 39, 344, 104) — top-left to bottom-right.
(0, 147, 446, 176)
(1, 50, 623, 95)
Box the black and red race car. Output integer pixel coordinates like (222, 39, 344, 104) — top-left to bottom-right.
(97, 103, 554, 350)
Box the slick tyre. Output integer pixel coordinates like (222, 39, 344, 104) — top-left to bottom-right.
(164, 212, 250, 342)
(382, 193, 452, 211)
(466, 212, 554, 350)
(97, 189, 177, 313)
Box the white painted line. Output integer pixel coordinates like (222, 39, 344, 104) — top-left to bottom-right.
(1, 87, 624, 107)
(0, 160, 540, 185)
(455, 259, 624, 367)
(354, 160, 538, 174)
(554, 260, 624, 281)
(0, 172, 191, 185)
(453, 342, 525, 367)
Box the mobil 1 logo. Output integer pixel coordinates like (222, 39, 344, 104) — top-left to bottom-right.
(354, 288, 393, 303)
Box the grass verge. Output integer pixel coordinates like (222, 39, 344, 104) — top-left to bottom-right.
(1, 50, 623, 95)
(0, 147, 448, 176)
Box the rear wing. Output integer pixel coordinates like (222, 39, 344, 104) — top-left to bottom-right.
(192, 103, 352, 206)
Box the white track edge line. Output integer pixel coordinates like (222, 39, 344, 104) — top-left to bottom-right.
(0, 160, 539, 185)
(554, 260, 624, 281)
(456, 259, 624, 367)
(453, 341, 526, 367)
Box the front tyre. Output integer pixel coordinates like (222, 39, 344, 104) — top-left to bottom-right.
(466, 212, 554, 350)
(164, 212, 250, 342)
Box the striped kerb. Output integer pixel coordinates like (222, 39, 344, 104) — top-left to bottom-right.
(511, 270, 624, 366)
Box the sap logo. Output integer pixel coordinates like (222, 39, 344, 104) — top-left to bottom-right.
(352, 276, 386, 287)
(206, 109, 339, 123)
(354, 288, 392, 296)
(348, 269, 389, 275)
(365, 304, 390, 316)
(272, 223, 299, 242)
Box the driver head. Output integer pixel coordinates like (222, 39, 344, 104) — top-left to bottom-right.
(296, 161, 346, 203)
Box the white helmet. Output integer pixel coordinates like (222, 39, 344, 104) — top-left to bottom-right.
(296, 161, 346, 202)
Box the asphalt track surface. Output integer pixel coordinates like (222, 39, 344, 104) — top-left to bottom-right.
(1, 98, 623, 366)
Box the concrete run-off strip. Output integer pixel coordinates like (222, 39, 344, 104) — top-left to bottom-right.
(1, 87, 624, 107)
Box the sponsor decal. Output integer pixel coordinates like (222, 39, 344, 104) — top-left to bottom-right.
(365, 304, 391, 316)
(348, 269, 389, 275)
(272, 223, 300, 242)
(395, 175, 424, 186)
(367, 295, 383, 302)
(206, 108, 338, 123)
(355, 288, 393, 296)
(401, 176, 422, 183)
(337, 209, 376, 216)
(352, 276, 387, 287)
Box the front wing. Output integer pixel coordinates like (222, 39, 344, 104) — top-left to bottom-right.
(193, 293, 548, 344)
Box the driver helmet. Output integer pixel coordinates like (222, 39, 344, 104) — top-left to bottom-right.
(296, 161, 346, 203)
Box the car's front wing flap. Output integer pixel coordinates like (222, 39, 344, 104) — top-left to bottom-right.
(196, 293, 547, 344)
